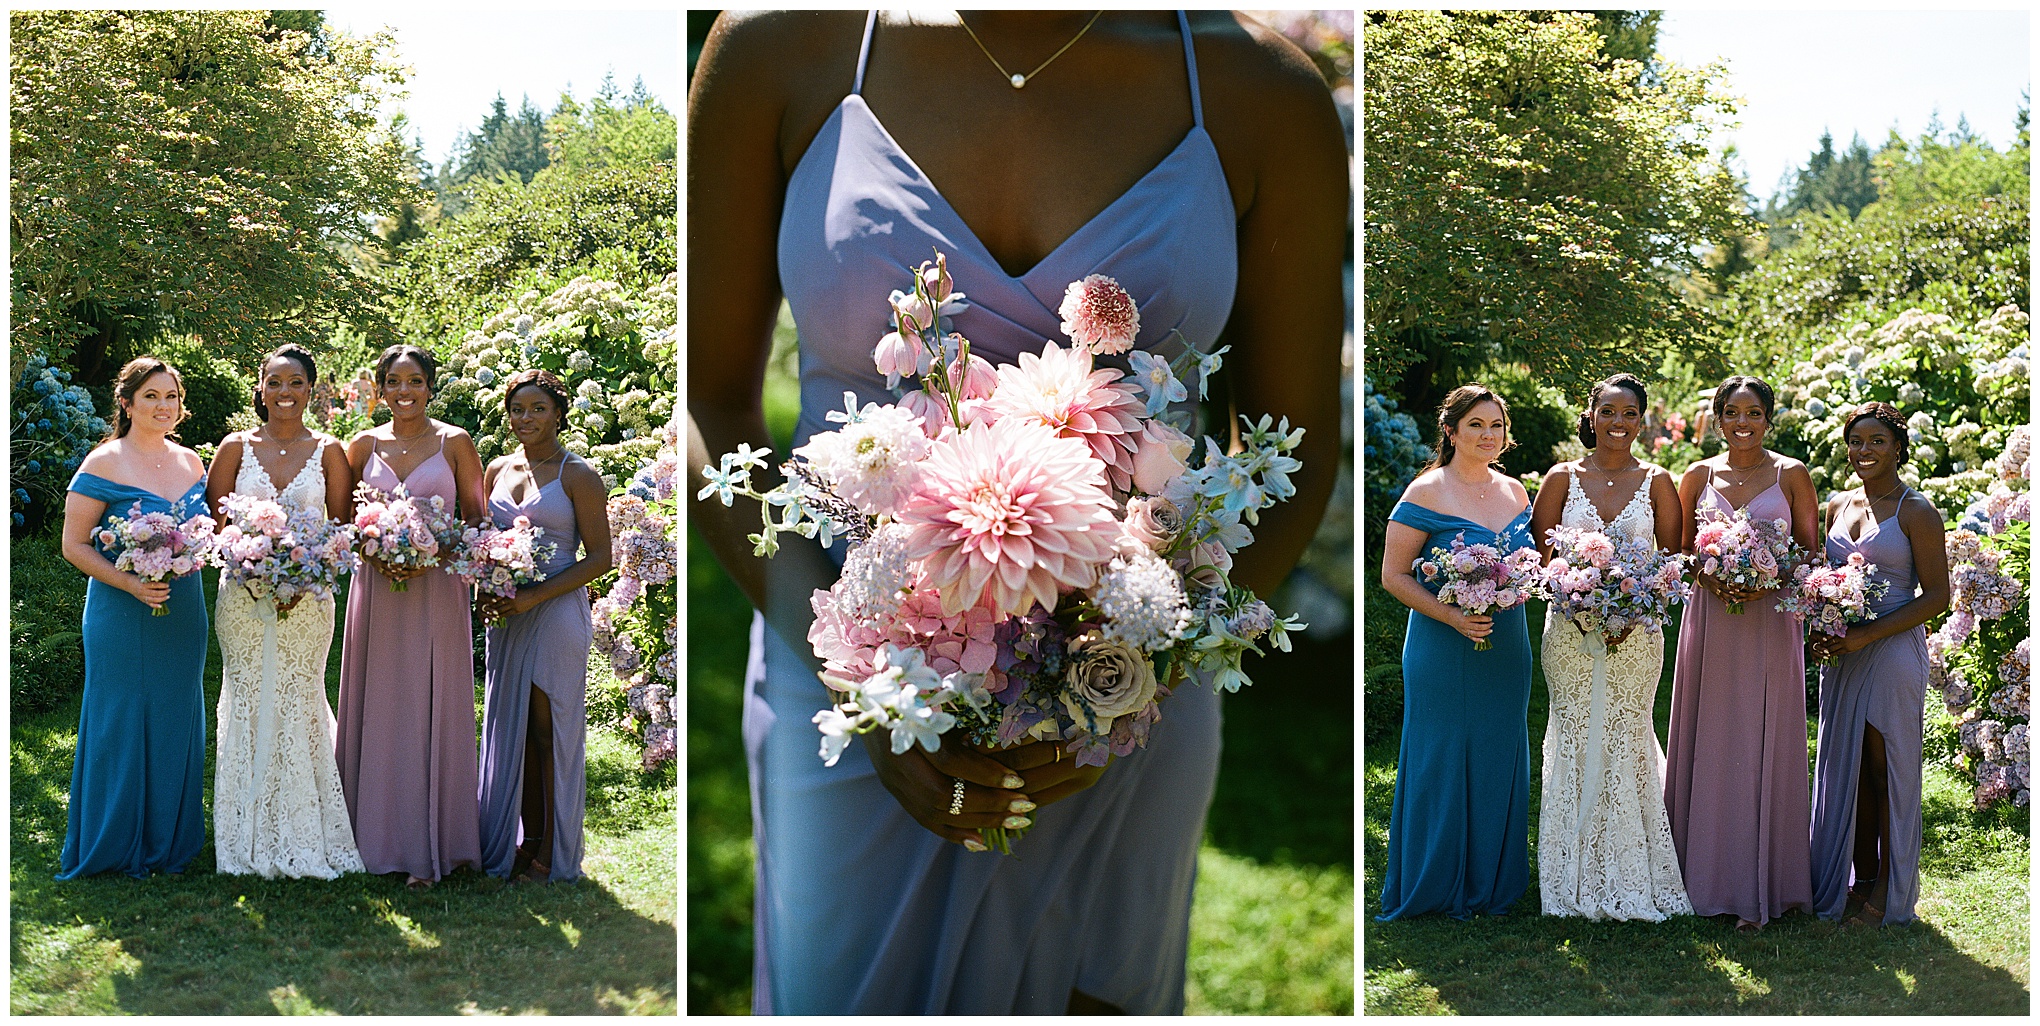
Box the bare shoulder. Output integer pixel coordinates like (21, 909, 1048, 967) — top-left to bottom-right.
(1193, 13, 1346, 191)
(561, 453, 608, 492)
(1497, 471, 1530, 505)
(1679, 457, 1716, 488)
(1898, 489, 1942, 527)
(694, 11, 863, 105)
(1775, 454, 1813, 483)
(75, 440, 123, 477)
(1400, 467, 1446, 505)
(485, 453, 519, 476)
(1191, 12, 1340, 101)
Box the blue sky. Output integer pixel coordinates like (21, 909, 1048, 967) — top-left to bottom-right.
(1656, 10, 2029, 202)
(324, 8, 679, 171)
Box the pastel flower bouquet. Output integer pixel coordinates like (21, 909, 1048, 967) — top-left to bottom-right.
(215, 494, 360, 620)
(1540, 526, 1691, 646)
(98, 500, 219, 616)
(1776, 552, 1889, 660)
(449, 517, 557, 623)
(1692, 508, 1807, 613)
(703, 254, 1303, 848)
(1413, 533, 1543, 650)
(351, 482, 465, 592)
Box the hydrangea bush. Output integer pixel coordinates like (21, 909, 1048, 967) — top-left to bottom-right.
(431, 272, 677, 488)
(1772, 305, 2028, 517)
(1362, 377, 1430, 520)
(11, 351, 110, 531)
(1926, 426, 2030, 809)
(591, 417, 678, 771)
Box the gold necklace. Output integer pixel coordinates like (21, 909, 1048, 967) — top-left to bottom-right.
(266, 425, 313, 458)
(389, 423, 432, 456)
(957, 11, 1105, 89)
(1585, 454, 1636, 488)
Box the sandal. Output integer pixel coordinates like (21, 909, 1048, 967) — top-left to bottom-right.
(1734, 918, 1763, 935)
(405, 875, 435, 892)
(513, 861, 551, 884)
(1844, 902, 1884, 929)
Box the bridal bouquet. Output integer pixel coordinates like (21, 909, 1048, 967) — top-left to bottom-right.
(1413, 533, 1543, 650)
(215, 494, 360, 619)
(1692, 508, 1806, 613)
(351, 482, 464, 592)
(1541, 526, 1691, 645)
(1777, 552, 1889, 656)
(702, 254, 1303, 842)
(448, 517, 556, 623)
(97, 501, 219, 616)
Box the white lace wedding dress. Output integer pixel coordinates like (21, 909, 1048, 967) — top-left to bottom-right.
(1538, 470, 1691, 920)
(213, 437, 364, 878)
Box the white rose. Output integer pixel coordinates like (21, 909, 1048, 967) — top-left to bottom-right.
(1060, 635, 1157, 734)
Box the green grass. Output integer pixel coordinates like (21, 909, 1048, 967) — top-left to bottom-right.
(685, 532, 1355, 1015)
(10, 566, 678, 1015)
(1361, 601, 2030, 1015)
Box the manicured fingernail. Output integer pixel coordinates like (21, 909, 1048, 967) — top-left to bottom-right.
(1008, 799, 1036, 814)
(1002, 815, 1032, 830)
(1000, 774, 1025, 790)
(962, 837, 988, 852)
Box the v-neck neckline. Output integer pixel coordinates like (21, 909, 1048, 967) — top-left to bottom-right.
(1576, 469, 1651, 530)
(841, 95, 1207, 282)
(246, 436, 320, 497)
(372, 444, 444, 487)
(1706, 479, 1783, 516)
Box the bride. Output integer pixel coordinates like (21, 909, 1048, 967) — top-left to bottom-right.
(1526, 372, 1691, 920)
(204, 344, 364, 878)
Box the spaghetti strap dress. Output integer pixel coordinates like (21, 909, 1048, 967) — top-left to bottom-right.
(1375, 500, 1534, 920)
(335, 442, 483, 881)
(1664, 481, 1814, 925)
(58, 472, 210, 879)
(477, 468, 592, 882)
(746, 10, 1237, 1014)
(1809, 490, 1928, 924)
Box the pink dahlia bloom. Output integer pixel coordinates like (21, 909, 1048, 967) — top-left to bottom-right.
(983, 341, 1145, 492)
(1058, 274, 1141, 355)
(898, 417, 1119, 617)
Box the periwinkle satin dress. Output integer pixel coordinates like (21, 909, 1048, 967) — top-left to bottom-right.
(335, 444, 483, 881)
(1664, 481, 1814, 925)
(745, 10, 1236, 1014)
(1810, 490, 1928, 924)
(1375, 502, 1534, 920)
(477, 469, 591, 882)
(58, 473, 209, 879)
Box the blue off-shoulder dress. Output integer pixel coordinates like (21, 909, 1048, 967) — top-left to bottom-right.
(58, 472, 210, 879)
(1377, 500, 1535, 920)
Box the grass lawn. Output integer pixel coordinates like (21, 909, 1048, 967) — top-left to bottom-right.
(685, 529, 1354, 1014)
(1361, 600, 2030, 1015)
(10, 567, 678, 1015)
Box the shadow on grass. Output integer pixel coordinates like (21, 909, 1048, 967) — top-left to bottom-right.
(1362, 602, 2029, 1015)
(12, 572, 678, 1016)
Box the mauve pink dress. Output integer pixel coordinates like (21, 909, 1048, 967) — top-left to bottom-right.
(1664, 480, 1814, 925)
(336, 443, 483, 880)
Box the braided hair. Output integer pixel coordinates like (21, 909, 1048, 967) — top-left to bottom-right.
(1843, 401, 1910, 466)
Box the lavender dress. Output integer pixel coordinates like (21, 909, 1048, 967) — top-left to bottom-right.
(745, 10, 1236, 1014)
(1810, 489, 1928, 924)
(336, 443, 483, 881)
(477, 466, 591, 881)
(1664, 481, 1814, 925)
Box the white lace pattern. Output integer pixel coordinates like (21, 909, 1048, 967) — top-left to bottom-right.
(213, 437, 365, 878)
(1538, 469, 1691, 920)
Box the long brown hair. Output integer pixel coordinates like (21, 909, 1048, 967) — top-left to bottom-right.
(1424, 383, 1514, 471)
(104, 357, 189, 442)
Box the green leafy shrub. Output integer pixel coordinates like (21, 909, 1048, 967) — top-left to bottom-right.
(155, 338, 251, 449)
(11, 533, 87, 717)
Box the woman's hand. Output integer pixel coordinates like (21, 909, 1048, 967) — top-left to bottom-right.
(1450, 609, 1493, 644)
(1605, 624, 1637, 649)
(863, 732, 1036, 849)
(365, 553, 427, 584)
(1698, 572, 1760, 606)
(274, 592, 305, 616)
(124, 576, 170, 609)
(1810, 631, 1869, 663)
(477, 590, 536, 621)
(982, 739, 1109, 807)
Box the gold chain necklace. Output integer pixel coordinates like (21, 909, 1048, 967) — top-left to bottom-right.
(957, 11, 1105, 89)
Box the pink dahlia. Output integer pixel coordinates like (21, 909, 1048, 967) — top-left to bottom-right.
(897, 417, 1119, 617)
(1058, 274, 1141, 355)
(982, 342, 1146, 493)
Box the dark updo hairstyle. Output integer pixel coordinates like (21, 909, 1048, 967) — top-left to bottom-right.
(252, 343, 319, 422)
(104, 356, 190, 442)
(1576, 372, 1649, 449)
(502, 367, 570, 433)
(1710, 374, 1776, 433)
(1843, 401, 1910, 466)
(373, 344, 438, 400)
(1423, 383, 1515, 471)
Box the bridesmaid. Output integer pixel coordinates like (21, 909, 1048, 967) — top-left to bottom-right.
(337, 345, 488, 890)
(57, 357, 210, 878)
(1666, 375, 1820, 933)
(475, 370, 613, 883)
(1377, 384, 1534, 920)
(1809, 402, 1949, 927)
